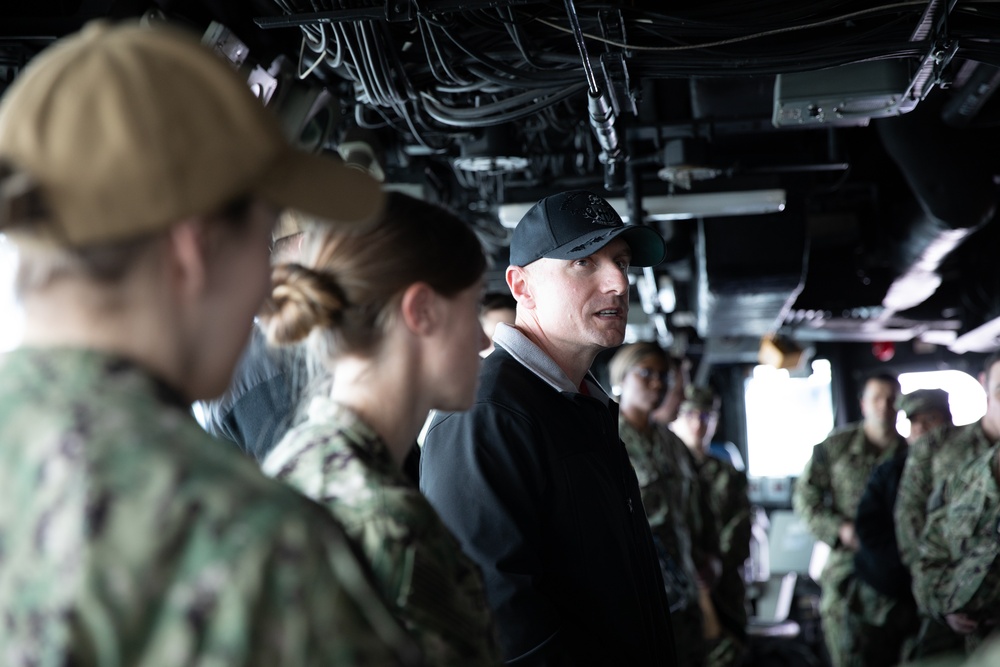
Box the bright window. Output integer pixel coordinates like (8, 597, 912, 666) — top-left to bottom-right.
(896, 370, 984, 438)
(744, 359, 835, 477)
(0, 236, 22, 353)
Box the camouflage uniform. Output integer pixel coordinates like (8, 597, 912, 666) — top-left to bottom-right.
(792, 422, 905, 667)
(954, 636, 1000, 666)
(896, 422, 995, 568)
(846, 447, 919, 667)
(620, 421, 708, 666)
(696, 455, 751, 667)
(913, 444, 1000, 656)
(263, 397, 501, 666)
(896, 421, 996, 659)
(0, 348, 420, 666)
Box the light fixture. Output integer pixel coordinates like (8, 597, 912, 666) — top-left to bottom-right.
(497, 189, 786, 228)
(657, 275, 677, 314)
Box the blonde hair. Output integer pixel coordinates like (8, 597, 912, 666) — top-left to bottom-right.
(260, 191, 486, 361)
(2, 160, 158, 295)
(608, 341, 670, 390)
(2, 160, 255, 296)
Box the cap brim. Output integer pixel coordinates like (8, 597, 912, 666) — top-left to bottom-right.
(546, 224, 666, 267)
(258, 148, 384, 224)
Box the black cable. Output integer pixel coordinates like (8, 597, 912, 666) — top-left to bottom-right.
(270, 0, 1000, 161)
(334, 21, 377, 106)
(418, 17, 468, 86)
(437, 21, 586, 84)
(421, 84, 586, 127)
(421, 16, 475, 87)
(464, 63, 573, 89)
(425, 82, 585, 119)
(357, 22, 393, 107)
(501, 6, 545, 69)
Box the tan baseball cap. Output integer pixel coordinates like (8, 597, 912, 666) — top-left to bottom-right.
(0, 20, 383, 246)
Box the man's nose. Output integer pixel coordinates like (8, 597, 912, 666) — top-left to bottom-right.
(602, 263, 629, 294)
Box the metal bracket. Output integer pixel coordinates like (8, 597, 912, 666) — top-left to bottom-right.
(386, 0, 416, 23)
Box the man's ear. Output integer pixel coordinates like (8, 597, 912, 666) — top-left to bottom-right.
(507, 265, 534, 309)
(400, 281, 438, 336)
(165, 218, 209, 301)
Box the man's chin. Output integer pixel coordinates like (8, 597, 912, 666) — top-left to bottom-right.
(593, 332, 625, 349)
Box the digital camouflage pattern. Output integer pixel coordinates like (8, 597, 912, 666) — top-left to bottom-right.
(696, 455, 751, 667)
(620, 421, 707, 666)
(843, 448, 919, 665)
(914, 444, 1000, 655)
(621, 422, 702, 611)
(0, 348, 421, 666)
(956, 636, 1000, 666)
(792, 422, 905, 667)
(895, 422, 995, 569)
(263, 397, 501, 667)
(895, 422, 994, 659)
(842, 576, 918, 666)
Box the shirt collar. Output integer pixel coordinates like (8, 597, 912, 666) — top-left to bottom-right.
(492, 323, 608, 404)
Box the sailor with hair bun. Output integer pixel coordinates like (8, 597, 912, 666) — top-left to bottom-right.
(260, 191, 502, 666)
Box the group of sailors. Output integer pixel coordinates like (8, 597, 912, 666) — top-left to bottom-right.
(4, 17, 1000, 667)
(0, 18, 749, 666)
(794, 365, 1000, 666)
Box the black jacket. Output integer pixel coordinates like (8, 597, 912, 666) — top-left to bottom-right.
(199, 327, 303, 462)
(421, 348, 676, 666)
(854, 445, 912, 600)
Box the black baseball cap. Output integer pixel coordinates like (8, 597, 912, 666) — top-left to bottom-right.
(509, 190, 666, 267)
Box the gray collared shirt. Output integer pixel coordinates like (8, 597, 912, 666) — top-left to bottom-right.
(491, 322, 609, 406)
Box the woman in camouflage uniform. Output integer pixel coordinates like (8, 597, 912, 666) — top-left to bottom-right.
(610, 341, 714, 666)
(259, 191, 501, 666)
(0, 21, 420, 665)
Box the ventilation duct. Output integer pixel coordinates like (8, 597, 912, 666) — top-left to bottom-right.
(694, 212, 807, 340)
(876, 91, 996, 314)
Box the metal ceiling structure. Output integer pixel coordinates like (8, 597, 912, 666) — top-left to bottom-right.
(4, 0, 1000, 361)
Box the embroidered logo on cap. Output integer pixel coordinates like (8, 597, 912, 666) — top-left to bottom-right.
(559, 192, 621, 227)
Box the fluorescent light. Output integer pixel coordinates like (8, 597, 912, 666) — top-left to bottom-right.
(498, 189, 786, 228)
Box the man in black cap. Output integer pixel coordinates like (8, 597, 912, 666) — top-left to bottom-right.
(421, 190, 676, 665)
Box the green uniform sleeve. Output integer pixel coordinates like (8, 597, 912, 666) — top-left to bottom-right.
(912, 453, 1000, 623)
(689, 469, 719, 573)
(717, 469, 752, 573)
(912, 478, 959, 619)
(246, 517, 424, 666)
(54, 499, 422, 666)
(894, 435, 936, 568)
(266, 405, 499, 667)
(792, 442, 843, 547)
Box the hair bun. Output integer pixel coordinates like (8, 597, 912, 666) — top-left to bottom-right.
(260, 262, 347, 346)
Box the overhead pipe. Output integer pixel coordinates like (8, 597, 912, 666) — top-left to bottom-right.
(563, 0, 625, 191)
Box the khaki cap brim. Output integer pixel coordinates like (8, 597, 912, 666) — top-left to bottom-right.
(258, 149, 383, 225)
(0, 20, 384, 246)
